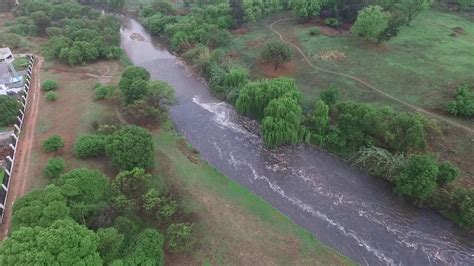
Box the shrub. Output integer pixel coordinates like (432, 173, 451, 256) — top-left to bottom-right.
(43, 157, 66, 178)
(73, 134, 107, 158)
(320, 86, 340, 105)
(308, 28, 320, 36)
(45, 91, 58, 101)
(0, 95, 21, 126)
(95, 85, 115, 100)
(325, 18, 342, 28)
(436, 161, 460, 185)
(353, 146, 405, 181)
(459, 194, 474, 228)
(166, 223, 193, 253)
(42, 135, 65, 153)
(447, 84, 473, 117)
(41, 80, 58, 91)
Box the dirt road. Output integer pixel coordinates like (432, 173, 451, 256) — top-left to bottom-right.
(269, 18, 474, 134)
(0, 56, 43, 239)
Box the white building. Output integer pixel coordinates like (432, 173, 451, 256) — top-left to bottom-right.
(0, 48, 14, 64)
(0, 47, 23, 95)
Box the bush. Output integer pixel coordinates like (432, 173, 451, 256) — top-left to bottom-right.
(0, 95, 21, 126)
(459, 194, 474, 228)
(436, 161, 460, 185)
(395, 154, 439, 200)
(45, 91, 58, 101)
(308, 28, 320, 36)
(95, 85, 115, 100)
(447, 84, 473, 117)
(41, 80, 58, 91)
(73, 134, 107, 158)
(320, 86, 340, 105)
(325, 18, 342, 28)
(42, 135, 65, 153)
(166, 223, 193, 253)
(353, 146, 405, 181)
(43, 157, 66, 178)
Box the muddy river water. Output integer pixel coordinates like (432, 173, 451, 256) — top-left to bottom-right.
(120, 17, 474, 265)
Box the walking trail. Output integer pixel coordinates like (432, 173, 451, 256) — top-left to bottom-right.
(269, 18, 474, 134)
(0, 56, 44, 240)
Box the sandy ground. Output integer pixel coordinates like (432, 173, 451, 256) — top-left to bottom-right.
(0, 56, 43, 239)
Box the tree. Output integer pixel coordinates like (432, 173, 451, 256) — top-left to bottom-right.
(230, 0, 245, 28)
(41, 80, 58, 91)
(291, 0, 322, 21)
(395, 154, 439, 200)
(11, 185, 70, 230)
(112, 168, 151, 205)
(147, 80, 176, 109)
(236, 77, 301, 120)
(313, 100, 329, 135)
(42, 135, 65, 153)
(97, 228, 124, 264)
(55, 168, 109, 222)
(142, 188, 177, 222)
(394, 0, 432, 26)
(447, 84, 473, 117)
(0, 95, 20, 126)
(105, 126, 155, 171)
(352, 5, 390, 40)
(119, 66, 151, 104)
(43, 157, 66, 179)
(320, 86, 339, 105)
(262, 96, 302, 148)
(260, 41, 292, 70)
(166, 223, 194, 252)
(0, 220, 102, 265)
(125, 228, 165, 266)
(436, 161, 459, 185)
(108, 0, 125, 9)
(73, 134, 107, 158)
(30, 11, 51, 33)
(459, 194, 474, 228)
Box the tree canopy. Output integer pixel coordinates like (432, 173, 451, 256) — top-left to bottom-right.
(0, 95, 20, 126)
(352, 5, 390, 40)
(260, 41, 292, 70)
(395, 155, 439, 200)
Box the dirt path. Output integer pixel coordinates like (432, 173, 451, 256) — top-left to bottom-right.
(0, 56, 43, 240)
(269, 18, 474, 134)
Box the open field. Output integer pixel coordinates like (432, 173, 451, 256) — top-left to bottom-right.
(228, 10, 474, 180)
(153, 124, 353, 265)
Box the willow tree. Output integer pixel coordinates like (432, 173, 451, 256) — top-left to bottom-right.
(314, 100, 329, 135)
(262, 96, 302, 148)
(236, 77, 300, 120)
(290, 0, 322, 21)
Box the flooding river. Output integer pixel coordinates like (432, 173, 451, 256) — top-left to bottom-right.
(120, 17, 474, 265)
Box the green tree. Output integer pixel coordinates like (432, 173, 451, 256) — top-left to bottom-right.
(262, 96, 302, 148)
(112, 168, 152, 213)
(125, 228, 165, 266)
(436, 161, 459, 185)
(313, 100, 329, 135)
(0, 95, 20, 126)
(352, 5, 390, 40)
(230, 0, 245, 28)
(73, 134, 107, 158)
(97, 228, 124, 264)
(260, 41, 292, 70)
(41, 80, 58, 91)
(108, 0, 126, 9)
(30, 11, 51, 33)
(394, 0, 432, 26)
(55, 168, 109, 221)
(119, 66, 151, 104)
(42, 135, 65, 153)
(105, 126, 155, 171)
(142, 188, 178, 222)
(43, 157, 66, 179)
(147, 80, 176, 109)
(0, 220, 102, 265)
(12, 185, 70, 230)
(291, 0, 322, 21)
(459, 194, 474, 228)
(395, 154, 439, 200)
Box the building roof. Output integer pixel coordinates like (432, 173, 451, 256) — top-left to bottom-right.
(0, 48, 12, 58)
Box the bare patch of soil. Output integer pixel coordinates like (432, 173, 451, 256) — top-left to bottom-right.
(231, 27, 248, 35)
(315, 49, 347, 61)
(177, 139, 200, 164)
(256, 60, 297, 78)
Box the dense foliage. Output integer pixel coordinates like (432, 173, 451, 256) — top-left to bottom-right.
(352, 5, 390, 39)
(43, 157, 66, 178)
(0, 96, 20, 126)
(105, 125, 155, 171)
(73, 134, 107, 158)
(447, 84, 473, 117)
(260, 41, 292, 70)
(41, 80, 58, 91)
(42, 135, 65, 153)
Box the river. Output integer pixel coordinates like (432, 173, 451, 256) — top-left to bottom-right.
(119, 17, 474, 265)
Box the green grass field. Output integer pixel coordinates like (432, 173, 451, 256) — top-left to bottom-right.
(228, 9, 474, 179)
(153, 123, 353, 265)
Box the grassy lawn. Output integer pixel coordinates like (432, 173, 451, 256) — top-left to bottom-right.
(27, 60, 123, 189)
(153, 124, 354, 265)
(228, 9, 474, 179)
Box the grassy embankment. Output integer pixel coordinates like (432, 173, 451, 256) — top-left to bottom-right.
(2, 12, 352, 265)
(228, 9, 474, 180)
